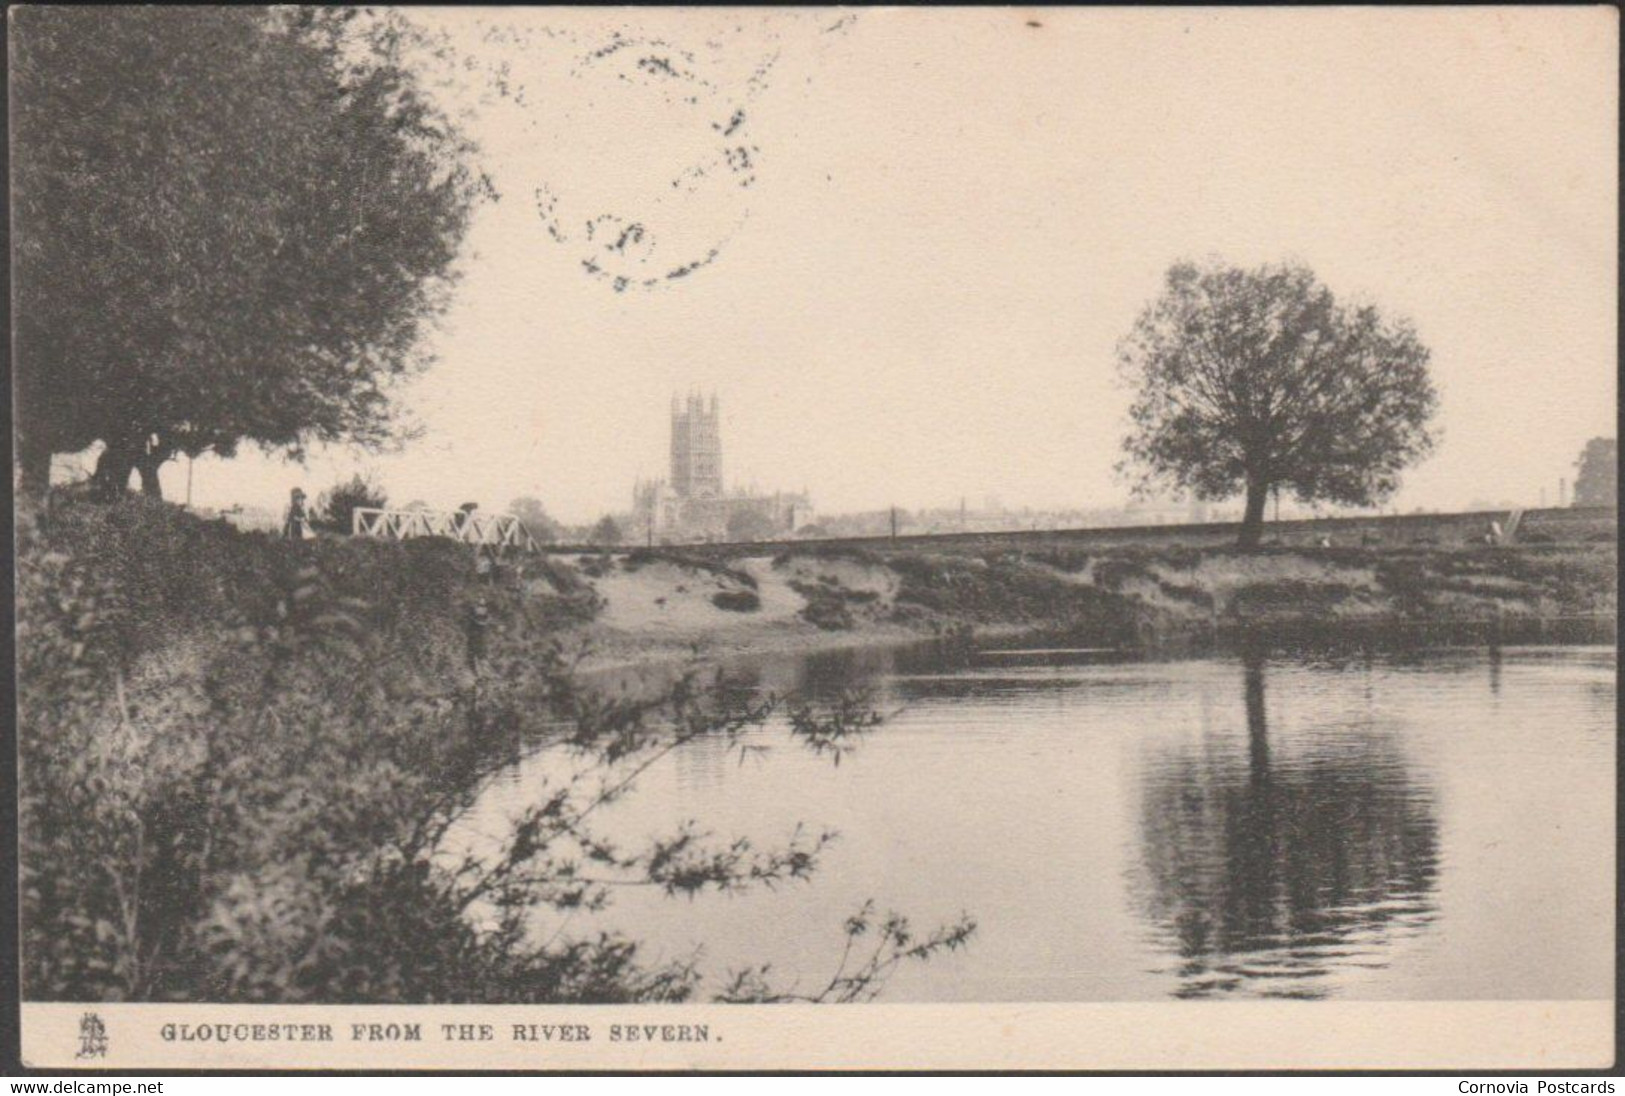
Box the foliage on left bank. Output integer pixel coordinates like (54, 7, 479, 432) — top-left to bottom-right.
(18, 497, 973, 1003)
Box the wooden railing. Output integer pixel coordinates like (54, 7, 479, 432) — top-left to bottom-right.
(351, 508, 539, 552)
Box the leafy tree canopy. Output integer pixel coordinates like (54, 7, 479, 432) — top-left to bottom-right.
(12, 6, 492, 498)
(726, 506, 781, 543)
(507, 497, 563, 544)
(315, 473, 390, 535)
(1573, 437, 1617, 508)
(1118, 260, 1438, 546)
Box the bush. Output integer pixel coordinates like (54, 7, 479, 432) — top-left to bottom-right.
(1026, 548, 1091, 574)
(1228, 580, 1360, 616)
(576, 553, 614, 579)
(725, 507, 781, 543)
(18, 496, 971, 1003)
(888, 552, 1138, 637)
(1155, 580, 1214, 608)
(625, 549, 758, 590)
(313, 473, 388, 534)
(525, 555, 590, 596)
(516, 557, 602, 627)
(791, 581, 855, 631)
(712, 590, 761, 613)
(1092, 556, 1156, 592)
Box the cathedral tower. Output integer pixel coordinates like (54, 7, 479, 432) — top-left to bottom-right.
(670, 391, 722, 499)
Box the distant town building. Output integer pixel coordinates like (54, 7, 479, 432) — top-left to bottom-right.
(633, 392, 814, 542)
(1122, 495, 1214, 526)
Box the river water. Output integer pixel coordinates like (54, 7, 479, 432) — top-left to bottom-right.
(458, 643, 1615, 1002)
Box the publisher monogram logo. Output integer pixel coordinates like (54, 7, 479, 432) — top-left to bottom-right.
(75, 1012, 108, 1060)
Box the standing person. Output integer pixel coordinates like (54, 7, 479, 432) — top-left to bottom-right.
(466, 595, 490, 674)
(283, 487, 310, 541)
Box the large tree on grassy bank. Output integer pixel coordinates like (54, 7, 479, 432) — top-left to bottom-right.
(12, 7, 491, 499)
(1118, 260, 1439, 547)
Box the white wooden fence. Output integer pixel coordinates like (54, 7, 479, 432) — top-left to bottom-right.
(351, 508, 539, 552)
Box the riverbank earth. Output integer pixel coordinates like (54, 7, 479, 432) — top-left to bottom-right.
(551, 540, 1617, 675)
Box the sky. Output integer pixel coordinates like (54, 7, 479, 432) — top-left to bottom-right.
(170, 7, 1617, 524)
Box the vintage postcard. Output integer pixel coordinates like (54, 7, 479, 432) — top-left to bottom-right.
(10, 5, 1617, 1073)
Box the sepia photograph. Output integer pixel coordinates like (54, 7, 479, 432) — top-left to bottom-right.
(8, 4, 1618, 1073)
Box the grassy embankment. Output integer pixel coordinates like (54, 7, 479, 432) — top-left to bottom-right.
(564, 536, 1617, 665)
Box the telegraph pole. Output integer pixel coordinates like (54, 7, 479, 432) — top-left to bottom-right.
(890, 505, 897, 540)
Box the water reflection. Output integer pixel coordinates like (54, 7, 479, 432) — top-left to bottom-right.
(1134, 657, 1440, 999)
(473, 643, 1608, 1002)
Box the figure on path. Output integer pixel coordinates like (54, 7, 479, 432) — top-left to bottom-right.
(283, 487, 310, 541)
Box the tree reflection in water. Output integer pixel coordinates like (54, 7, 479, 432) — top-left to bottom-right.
(1134, 656, 1440, 999)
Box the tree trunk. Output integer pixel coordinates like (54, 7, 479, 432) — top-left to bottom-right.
(136, 452, 167, 499)
(91, 439, 138, 500)
(15, 434, 52, 498)
(1238, 474, 1269, 548)
(1243, 654, 1269, 778)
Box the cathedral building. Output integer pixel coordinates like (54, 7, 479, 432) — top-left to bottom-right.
(632, 392, 814, 543)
